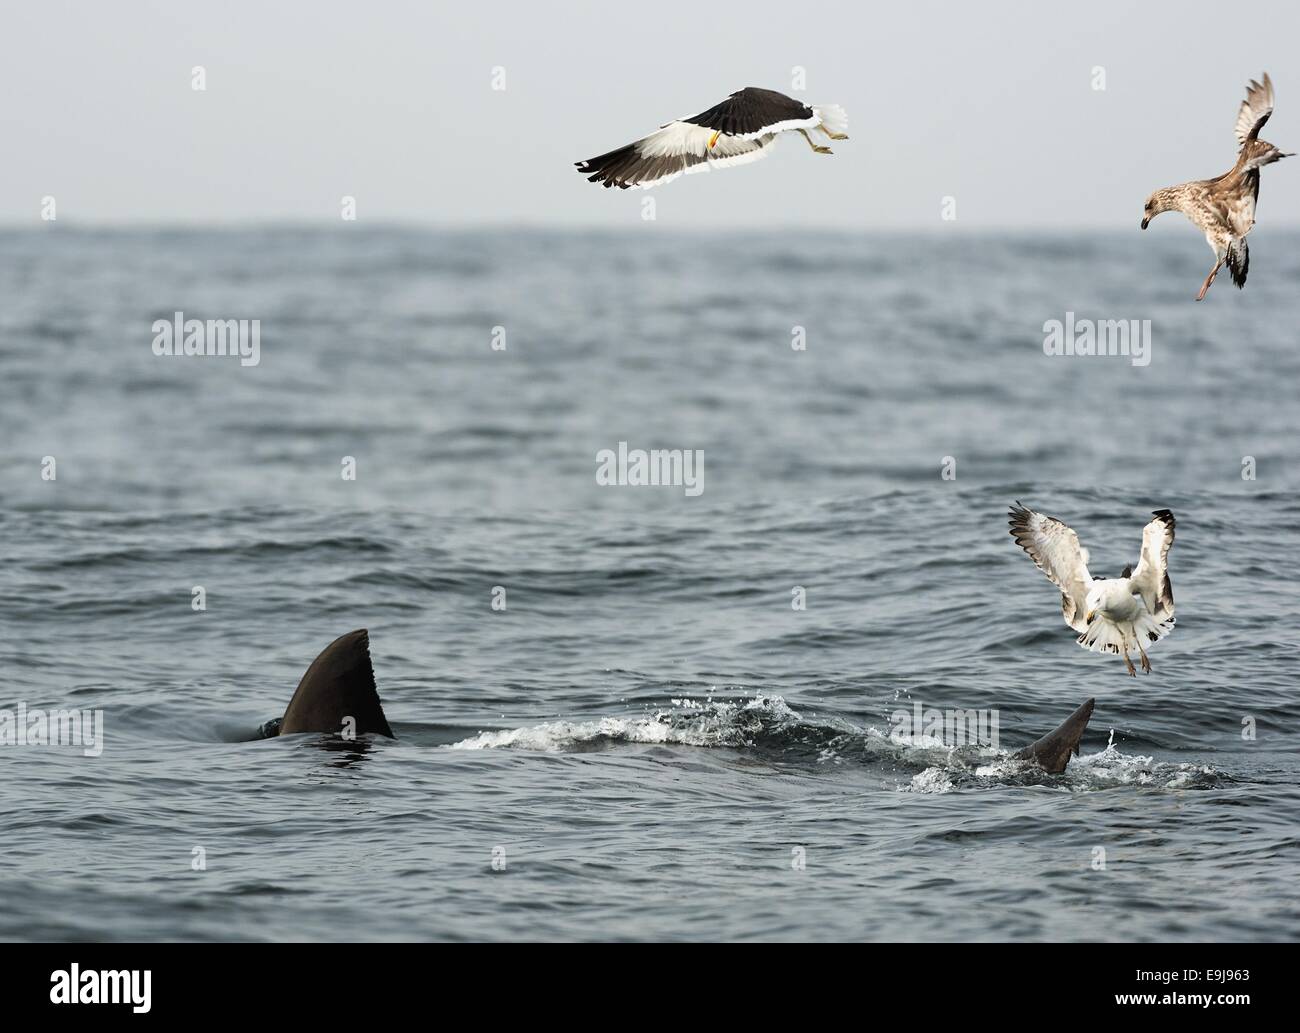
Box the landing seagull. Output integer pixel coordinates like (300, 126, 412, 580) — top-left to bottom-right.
(575, 87, 848, 189)
(1142, 73, 1293, 300)
(1008, 504, 1176, 677)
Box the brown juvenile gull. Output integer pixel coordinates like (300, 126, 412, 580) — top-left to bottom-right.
(1142, 73, 1293, 300)
(1008, 504, 1176, 677)
(575, 87, 848, 189)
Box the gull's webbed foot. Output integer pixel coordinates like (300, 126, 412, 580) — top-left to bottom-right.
(799, 129, 834, 154)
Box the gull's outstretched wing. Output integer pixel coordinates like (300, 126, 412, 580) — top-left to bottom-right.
(1130, 509, 1176, 622)
(684, 87, 819, 138)
(575, 120, 777, 189)
(1009, 503, 1094, 633)
(1235, 73, 1275, 146)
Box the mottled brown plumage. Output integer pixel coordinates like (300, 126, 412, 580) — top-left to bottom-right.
(1142, 73, 1292, 300)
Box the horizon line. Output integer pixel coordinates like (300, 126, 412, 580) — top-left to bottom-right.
(7, 219, 1300, 234)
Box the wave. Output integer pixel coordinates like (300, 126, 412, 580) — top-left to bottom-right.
(449, 696, 1236, 793)
(450, 695, 807, 752)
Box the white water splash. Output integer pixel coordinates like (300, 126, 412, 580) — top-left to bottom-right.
(909, 767, 955, 794)
(1070, 743, 1218, 788)
(450, 695, 802, 752)
(450, 696, 1227, 794)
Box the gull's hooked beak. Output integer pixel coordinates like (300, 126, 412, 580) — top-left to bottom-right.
(708, 130, 721, 150)
(1140, 217, 1149, 230)
(1086, 610, 1096, 623)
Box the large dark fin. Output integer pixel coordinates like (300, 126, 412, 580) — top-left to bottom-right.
(1012, 698, 1094, 774)
(279, 629, 395, 738)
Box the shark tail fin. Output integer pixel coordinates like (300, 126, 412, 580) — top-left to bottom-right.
(1013, 698, 1095, 773)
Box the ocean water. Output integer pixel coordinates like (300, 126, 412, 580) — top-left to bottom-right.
(1, 227, 1298, 941)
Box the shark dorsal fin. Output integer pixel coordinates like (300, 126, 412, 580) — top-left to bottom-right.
(279, 629, 395, 738)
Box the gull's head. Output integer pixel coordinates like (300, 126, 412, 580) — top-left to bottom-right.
(1142, 189, 1175, 229)
(1084, 585, 1105, 624)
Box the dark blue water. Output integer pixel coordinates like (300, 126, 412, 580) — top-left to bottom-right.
(1, 228, 1297, 940)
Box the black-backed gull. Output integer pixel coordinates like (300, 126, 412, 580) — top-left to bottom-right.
(1009, 504, 1176, 677)
(575, 87, 848, 190)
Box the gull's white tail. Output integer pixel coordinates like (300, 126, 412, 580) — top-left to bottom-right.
(1077, 613, 1175, 654)
(813, 104, 849, 137)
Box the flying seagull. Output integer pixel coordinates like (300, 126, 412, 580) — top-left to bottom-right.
(1142, 73, 1293, 300)
(1008, 504, 1176, 676)
(575, 87, 849, 189)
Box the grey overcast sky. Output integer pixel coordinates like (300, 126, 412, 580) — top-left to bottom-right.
(3, 0, 1298, 228)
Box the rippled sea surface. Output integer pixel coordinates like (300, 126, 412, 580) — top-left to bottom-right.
(1, 228, 1298, 941)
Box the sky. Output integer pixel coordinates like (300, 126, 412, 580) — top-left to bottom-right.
(3, 0, 1299, 229)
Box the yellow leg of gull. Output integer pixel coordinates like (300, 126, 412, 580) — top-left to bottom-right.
(798, 129, 832, 154)
(1121, 648, 1137, 677)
